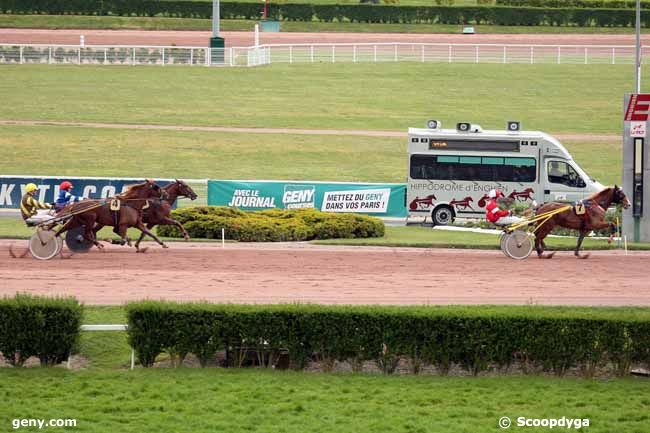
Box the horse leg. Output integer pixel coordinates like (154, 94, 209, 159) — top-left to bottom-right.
(136, 221, 168, 248)
(575, 231, 590, 259)
(135, 223, 154, 253)
(535, 225, 555, 259)
(159, 217, 190, 241)
(117, 223, 129, 246)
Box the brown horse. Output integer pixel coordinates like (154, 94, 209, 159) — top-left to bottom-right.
(534, 186, 631, 259)
(56, 180, 168, 250)
(133, 179, 198, 252)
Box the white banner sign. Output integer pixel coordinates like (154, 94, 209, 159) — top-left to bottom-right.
(630, 121, 647, 137)
(321, 188, 390, 213)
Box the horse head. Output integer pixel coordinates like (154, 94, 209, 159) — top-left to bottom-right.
(466, 196, 473, 202)
(174, 179, 198, 201)
(613, 185, 631, 209)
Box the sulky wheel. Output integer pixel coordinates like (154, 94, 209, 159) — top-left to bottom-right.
(499, 232, 510, 257)
(29, 230, 62, 260)
(65, 226, 93, 253)
(503, 230, 533, 260)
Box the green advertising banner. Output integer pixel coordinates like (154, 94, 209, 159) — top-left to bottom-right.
(208, 180, 407, 217)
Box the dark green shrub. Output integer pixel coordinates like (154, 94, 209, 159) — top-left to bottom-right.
(156, 206, 384, 241)
(0, 294, 82, 367)
(125, 303, 650, 376)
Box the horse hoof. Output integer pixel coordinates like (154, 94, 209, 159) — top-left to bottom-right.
(136, 247, 148, 254)
(577, 253, 590, 260)
(162, 244, 169, 249)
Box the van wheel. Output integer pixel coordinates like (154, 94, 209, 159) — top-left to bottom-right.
(432, 206, 454, 226)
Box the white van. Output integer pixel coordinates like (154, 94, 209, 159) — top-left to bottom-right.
(407, 121, 604, 225)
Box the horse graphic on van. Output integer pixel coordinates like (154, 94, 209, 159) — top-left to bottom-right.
(409, 194, 437, 211)
(508, 188, 535, 202)
(449, 196, 474, 211)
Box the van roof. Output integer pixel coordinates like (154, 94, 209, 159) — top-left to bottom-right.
(408, 128, 573, 160)
(408, 127, 546, 138)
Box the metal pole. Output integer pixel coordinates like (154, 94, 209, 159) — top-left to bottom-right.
(212, 0, 220, 37)
(635, 0, 641, 94)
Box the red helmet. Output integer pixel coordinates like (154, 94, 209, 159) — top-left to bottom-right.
(60, 181, 73, 190)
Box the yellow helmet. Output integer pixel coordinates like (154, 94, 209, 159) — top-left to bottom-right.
(25, 183, 38, 193)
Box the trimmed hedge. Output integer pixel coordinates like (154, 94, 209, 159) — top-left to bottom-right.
(0, 294, 82, 367)
(0, 1, 649, 27)
(496, 0, 650, 8)
(156, 206, 385, 242)
(126, 303, 650, 376)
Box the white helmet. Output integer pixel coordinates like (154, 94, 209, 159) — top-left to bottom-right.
(488, 189, 497, 199)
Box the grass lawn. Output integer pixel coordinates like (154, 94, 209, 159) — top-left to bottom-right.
(2, 15, 649, 33)
(0, 63, 641, 134)
(0, 368, 648, 433)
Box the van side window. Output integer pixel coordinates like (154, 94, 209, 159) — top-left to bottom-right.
(409, 155, 536, 182)
(547, 161, 586, 188)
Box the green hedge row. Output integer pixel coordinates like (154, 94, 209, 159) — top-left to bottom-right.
(1, 0, 649, 27)
(496, 0, 650, 9)
(127, 303, 650, 376)
(0, 295, 82, 367)
(156, 206, 384, 242)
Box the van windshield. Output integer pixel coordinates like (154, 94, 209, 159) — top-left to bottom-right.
(410, 155, 536, 182)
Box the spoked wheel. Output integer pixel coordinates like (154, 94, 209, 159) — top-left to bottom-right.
(503, 230, 533, 260)
(29, 230, 63, 260)
(499, 232, 509, 257)
(65, 225, 92, 253)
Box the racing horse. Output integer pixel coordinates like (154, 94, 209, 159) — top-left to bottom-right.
(533, 186, 631, 259)
(133, 179, 198, 252)
(55, 180, 168, 250)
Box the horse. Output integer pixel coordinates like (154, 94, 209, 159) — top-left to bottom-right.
(533, 186, 631, 259)
(409, 194, 437, 211)
(55, 180, 168, 250)
(509, 188, 534, 202)
(449, 196, 474, 211)
(133, 179, 198, 252)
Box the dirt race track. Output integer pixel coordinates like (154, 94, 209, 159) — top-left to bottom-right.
(1, 240, 649, 306)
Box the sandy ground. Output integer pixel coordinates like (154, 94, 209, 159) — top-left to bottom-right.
(1, 240, 648, 306)
(1, 28, 649, 47)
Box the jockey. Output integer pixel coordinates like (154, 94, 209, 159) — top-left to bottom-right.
(485, 189, 523, 226)
(55, 181, 83, 211)
(20, 183, 53, 226)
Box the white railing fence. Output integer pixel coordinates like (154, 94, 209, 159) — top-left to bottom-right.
(0, 43, 646, 67)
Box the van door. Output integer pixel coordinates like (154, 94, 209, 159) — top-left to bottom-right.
(542, 159, 588, 203)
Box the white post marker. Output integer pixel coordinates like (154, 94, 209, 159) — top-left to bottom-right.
(80, 35, 85, 47)
(624, 235, 628, 255)
(255, 24, 260, 47)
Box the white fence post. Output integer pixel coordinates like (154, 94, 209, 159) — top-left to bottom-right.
(19, 46, 23, 64)
(78, 47, 81, 65)
(230, 47, 234, 67)
(332, 45, 335, 63)
(612, 47, 615, 65)
(584, 47, 588, 64)
(475, 45, 479, 64)
(374, 45, 377, 62)
(162, 47, 165, 65)
(48, 47, 52, 64)
(421, 45, 425, 62)
(310, 45, 314, 63)
(394, 44, 397, 62)
(502, 46, 506, 64)
(530, 46, 534, 64)
(289, 45, 293, 64)
(132, 48, 136, 66)
(448, 45, 452, 63)
(190, 48, 194, 65)
(104, 48, 107, 65)
(557, 46, 561, 64)
(353, 45, 356, 63)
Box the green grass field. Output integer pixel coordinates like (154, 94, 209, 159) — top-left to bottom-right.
(1, 305, 648, 433)
(2, 14, 647, 33)
(0, 64, 641, 134)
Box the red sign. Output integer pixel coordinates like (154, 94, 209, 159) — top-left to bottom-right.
(625, 94, 650, 121)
